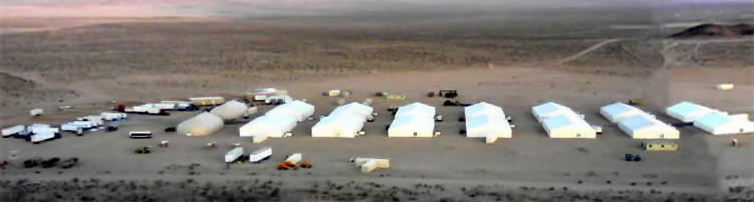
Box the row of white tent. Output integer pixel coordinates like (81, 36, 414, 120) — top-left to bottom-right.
(312, 102, 374, 138)
(600, 102, 679, 139)
(239, 100, 315, 139)
(666, 101, 754, 135)
(464, 102, 512, 143)
(532, 102, 597, 138)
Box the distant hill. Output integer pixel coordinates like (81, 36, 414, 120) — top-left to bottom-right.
(670, 23, 754, 38)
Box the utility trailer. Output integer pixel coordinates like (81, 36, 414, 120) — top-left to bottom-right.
(225, 147, 244, 163)
(249, 147, 272, 163)
(30, 108, 44, 117)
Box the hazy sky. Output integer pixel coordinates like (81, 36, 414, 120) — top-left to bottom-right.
(2, 0, 752, 18)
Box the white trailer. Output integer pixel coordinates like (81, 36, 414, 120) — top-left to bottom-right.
(30, 108, 44, 117)
(27, 124, 59, 134)
(249, 147, 272, 163)
(161, 101, 192, 110)
(101, 112, 127, 121)
(152, 103, 177, 110)
(78, 115, 104, 125)
(2, 125, 25, 138)
(225, 147, 244, 163)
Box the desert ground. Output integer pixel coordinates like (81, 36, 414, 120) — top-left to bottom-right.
(1, 5, 754, 201)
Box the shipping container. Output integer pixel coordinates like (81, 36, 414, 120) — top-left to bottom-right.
(225, 147, 244, 163)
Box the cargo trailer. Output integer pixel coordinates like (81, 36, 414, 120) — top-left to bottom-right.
(249, 147, 272, 163)
(129, 131, 153, 139)
(225, 147, 244, 163)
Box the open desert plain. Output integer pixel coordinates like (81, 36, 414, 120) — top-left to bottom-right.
(1, 1, 754, 201)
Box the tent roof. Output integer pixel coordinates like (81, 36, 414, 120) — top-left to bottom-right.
(619, 114, 673, 131)
(532, 102, 570, 116)
(465, 102, 504, 119)
(542, 114, 591, 131)
(331, 102, 373, 118)
(667, 101, 713, 118)
(396, 102, 435, 118)
(210, 100, 249, 120)
(466, 114, 509, 130)
(694, 112, 733, 129)
(177, 112, 224, 136)
(601, 102, 640, 116)
(390, 115, 434, 129)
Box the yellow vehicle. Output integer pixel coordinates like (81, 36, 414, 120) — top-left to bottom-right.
(641, 141, 678, 151)
(386, 94, 406, 100)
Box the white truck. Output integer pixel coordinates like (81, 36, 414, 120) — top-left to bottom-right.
(2, 125, 25, 138)
(61, 121, 98, 135)
(160, 101, 194, 110)
(225, 147, 244, 163)
(249, 147, 272, 163)
(77, 115, 105, 125)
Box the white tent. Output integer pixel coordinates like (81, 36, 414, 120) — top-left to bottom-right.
(330, 102, 374, 121)
(466, 114, 512, 138)
(693, 112, 754, 135)
(177, 112, 224, 136)
(312, 102, 373, 138)
(618, 114, 679, 139)
(600, 102, 644, 123)
(395, 102, 435, 119)
(542, 114, 596, 138)
(265, 100, 315, 122)
(465, 102, 504, 119)
(388, 116, 435, 137)
(312, 113, 365, 138)
(209, 100, 249, 121)
(532, 102, 573, 122)
(465, 102, 511, 139)
(239, 114, 297, 138)
(665, 101, 717, 122)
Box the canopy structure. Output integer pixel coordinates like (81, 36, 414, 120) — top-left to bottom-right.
(210, 100, 249, 121)
(600, 102, 644, 123)
(542, 114, 596, 138)
(465, 102, 504, 120)
(532, 102, 573, 122)
(618, 114, 679, 139)
(388, 115, 435, 137)
(177, 112, 224, 137)
(464, 102, 511, 139)
(239, 114, 297, 138)
(312, 102, 373, 138)
(330, 102, 374, 120)
(693, 112, 754, 135)
(395, 102, 435, 119)
(666, 101, 717, 122)
(265, 100, 315, 122)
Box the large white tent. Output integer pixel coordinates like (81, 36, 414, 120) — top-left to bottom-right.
(618, 114, 680, 139)
(209, 100, 249, 121)
(388, 116, 435, 137)
(312, 113, 365, 138)
(542, 114, 596, 138)
(239, 114, 297, 138)
(266, 100, 315, 122)
(177, 112, 225, 137)
(693, 112, 754, 135)
(464, 102, 511, 139)
(389, 102, 436, 137)
(600, 102, 644, 123)
(532, 102, 573, 122)
(466, 115, 512, 138)
(666, 101, 716, 122)
(312, 102, 373, 138)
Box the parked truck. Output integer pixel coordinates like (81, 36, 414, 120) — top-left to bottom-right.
(30, 108, 44, 117)
(249, 147, 272, 163)
(31, 131, 60, 144)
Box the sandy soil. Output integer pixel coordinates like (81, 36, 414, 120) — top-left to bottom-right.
(1, 66, 753, 201)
